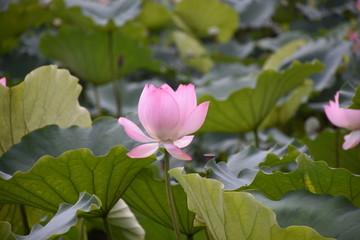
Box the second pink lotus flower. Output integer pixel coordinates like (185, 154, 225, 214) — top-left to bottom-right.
(119, 83, 210, 160)
(324, 92, 360, 150)
(0, 77, 6, 86)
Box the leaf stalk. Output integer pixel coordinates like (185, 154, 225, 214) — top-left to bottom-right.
(19, 204, 30, 235)
(102, 215, 114, 240)
(164, 151, 182, 240)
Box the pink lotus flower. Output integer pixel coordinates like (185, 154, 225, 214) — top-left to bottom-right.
(119, 83, 210, 160)
(0, 77, 6, 86)
(324, 92, 360, 150)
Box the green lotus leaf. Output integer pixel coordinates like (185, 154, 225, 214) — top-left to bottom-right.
(0, 65, 91, 156)
(170, 168, 332, 240)
(174, 0, 238, 42)
(123, 165, 203, 237)
(0, 117, 138, 175)
(0, 221, 16, 240)
(206, 143, 305, 190)
(252, 190, 360, 240)
(137, 1, 171, 30)
(260, 79, 313, 128)
(139, 217, 181, 240)
(40, 27, 160, 85)
(198, 61, 324, 133)
(17, 192, 100, 240)
(172, 30, 213, 73)
(0, 146, 156, 217)
(241, 154, 360, 208)
(0, 0, 47, 54)
(138, 217, 207, 240)
(0, 204, 47, 235)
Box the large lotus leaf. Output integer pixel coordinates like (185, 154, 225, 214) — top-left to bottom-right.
(260, 79, 313, 128)
(0, 0, 47, 54)
(40, 27, 160, 85)
(115, 21, 148, 41)
(0, 146, 156, 216)
(0, 117, 138, 175)
(206, 143, 305, 190)
(139, 217, 182, 240)
(123, 165, 203, 236)
(172, 30, 213, 73)
(170, 168, 331, 240)
(136, 1, 171, 30)
(173, 0, 238, 42)
(64, 0, 141, 26)
(17, 192, 100, 240)
(47, 0, 96, 31)
(0, 204, 47, 235)
(241, 154, 360, 208)
(0, 221, 16, 240)
(280, 39, 352, 90)
(0, 65, 91, 156)
(303, 129, 360, 174)
(252, 190, 360, 240)
(198, 61, 324, 133)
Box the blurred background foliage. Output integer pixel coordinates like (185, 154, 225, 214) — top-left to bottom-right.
(2, 0, 357, 153)
(0, 0, 360, 239)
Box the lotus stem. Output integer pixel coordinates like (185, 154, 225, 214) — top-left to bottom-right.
(79, 218, 86, 240)
(205, 227, 212, 240)
(92, 84, 102, 116)
(335, 128, 340, 168)
(164, 151, 182, 240)
(19, 204, 30, 235)
(112, 80, 122, 116)
(254, 128, 260, 148)
(102, 215, 114, 240)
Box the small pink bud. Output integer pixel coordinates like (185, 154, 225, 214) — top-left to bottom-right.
(0, 77, 6, 86)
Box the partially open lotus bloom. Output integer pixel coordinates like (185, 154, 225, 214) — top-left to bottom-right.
(324, 92, 360, 150)
(0, 77, 6, 86)
(119, 83, 210, 160)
